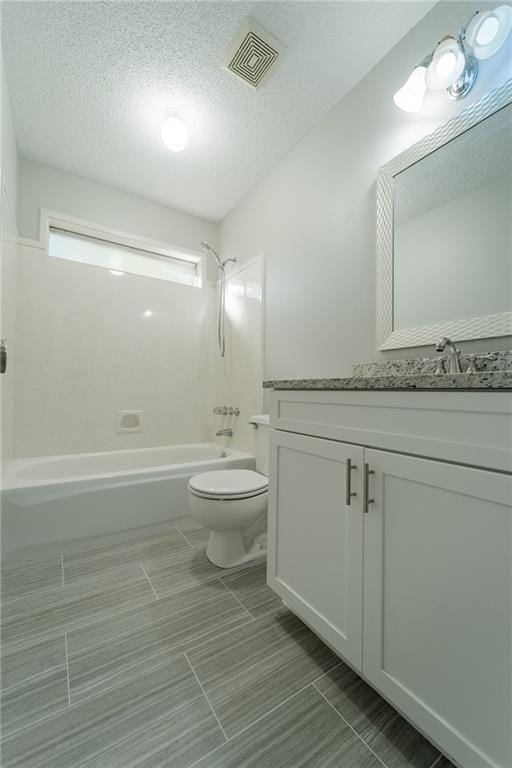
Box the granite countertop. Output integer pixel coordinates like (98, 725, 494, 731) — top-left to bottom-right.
(263, 371, 512, 391)
(263, 351, 512, 391)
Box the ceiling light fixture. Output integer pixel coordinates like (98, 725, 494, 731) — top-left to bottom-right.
(161, 112, 188, 152)
(464, 5, 512, 59)
(393, 4, 510, 113)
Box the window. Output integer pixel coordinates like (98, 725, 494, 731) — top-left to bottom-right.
(48, 227, 202, 287)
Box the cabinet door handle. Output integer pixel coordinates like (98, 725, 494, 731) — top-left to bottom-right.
(364, 463, 375, 513)
(346, 458, 357, 505)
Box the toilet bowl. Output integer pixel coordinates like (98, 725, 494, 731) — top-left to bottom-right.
(188, 415, 269, 568)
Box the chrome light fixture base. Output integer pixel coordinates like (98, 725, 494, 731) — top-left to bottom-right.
(446, 54, 478, 100)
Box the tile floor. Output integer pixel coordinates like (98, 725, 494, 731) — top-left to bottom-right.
(1, 516, 454, 767)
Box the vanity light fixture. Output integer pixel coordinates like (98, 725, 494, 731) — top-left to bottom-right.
(426, 36, 467, 90)
(394, 3, 511, 112)
(161, 112, 188, 152)
(393, 61, 429, 113)
(463, 4, 512, 59)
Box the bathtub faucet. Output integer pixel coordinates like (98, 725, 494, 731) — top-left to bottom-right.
(216, 428, 233, 437)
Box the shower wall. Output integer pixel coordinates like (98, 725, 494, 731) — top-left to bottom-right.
(13, 243, 215, 457)
(11, 162, 219, 458)
(213, 255, 264, 454)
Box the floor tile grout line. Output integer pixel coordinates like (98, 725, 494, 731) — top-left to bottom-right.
(311, 660, 344, 685)
(216, 577, 253, 619)
(64, 632, 72, 707)
(1, 556, 266, 625)
(185, 680, 317, 768)
(183, 652, 230, 743)
(313, 683, 388, 768)
(60, 555, 65, 587)
(66, 611, 256, 706)
(2, 579, 274, 658)
(2, 572, 154, 623)
(174, 527, 197, 549)
(15, 588, 249, 665)
(429, 754, 443, 768)
(139, 563, 160, 600)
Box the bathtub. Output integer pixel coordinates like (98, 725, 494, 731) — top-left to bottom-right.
(1, 443, 255, 556)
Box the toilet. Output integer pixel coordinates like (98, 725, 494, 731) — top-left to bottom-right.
(188, 414, 269, 568)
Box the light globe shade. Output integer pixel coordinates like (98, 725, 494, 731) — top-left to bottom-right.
(465, 5, 512, 59)
(161, 114, 188, 152)
(393, 66, 428, 112)
(426, 37, 466, 90)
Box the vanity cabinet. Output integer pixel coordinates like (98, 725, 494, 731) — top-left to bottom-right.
(267, 390, 512, 768)
(268, 431, 364, 670)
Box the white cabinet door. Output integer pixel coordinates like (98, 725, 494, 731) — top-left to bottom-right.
(267, 429, 364, 670)
(363, 449, 512, 768)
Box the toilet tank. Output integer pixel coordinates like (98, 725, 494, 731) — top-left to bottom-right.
(249, 414, 270, 476)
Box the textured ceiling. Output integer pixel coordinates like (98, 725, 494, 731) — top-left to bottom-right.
(2, 1, 434, 222)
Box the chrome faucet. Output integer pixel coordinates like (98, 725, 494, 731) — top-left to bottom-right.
(216, 428, 233, 437)
(435, 337, 462, 374)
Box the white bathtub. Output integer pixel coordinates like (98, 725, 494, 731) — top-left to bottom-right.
(1, 443, 255, 556)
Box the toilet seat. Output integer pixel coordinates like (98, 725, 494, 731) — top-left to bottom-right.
(188, 469, 268, 501)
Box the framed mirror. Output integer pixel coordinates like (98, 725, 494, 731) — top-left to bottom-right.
(376, 79, 512, 350)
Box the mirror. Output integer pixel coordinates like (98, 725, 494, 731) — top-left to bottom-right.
(377, 80, 512, 350)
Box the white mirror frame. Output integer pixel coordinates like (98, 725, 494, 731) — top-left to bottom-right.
(376, 78, 512, 350)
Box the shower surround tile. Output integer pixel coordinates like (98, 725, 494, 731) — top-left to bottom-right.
(1, 656, 225, 768)
(315, 662, 440, 768)
(186, 607, 338, 737)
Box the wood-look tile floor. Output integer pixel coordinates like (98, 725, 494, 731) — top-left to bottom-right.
(0, 516, 453, 768)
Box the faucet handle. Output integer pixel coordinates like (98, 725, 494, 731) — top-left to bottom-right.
(435, 357, 446, 375)
(466, 354, 477, 374)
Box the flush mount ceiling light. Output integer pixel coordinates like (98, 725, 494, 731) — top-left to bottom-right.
(464, 5, 512, 59)
(393, 3, 510, 112)
(393, 63, 429, 113)
(161, 112, 188, 152)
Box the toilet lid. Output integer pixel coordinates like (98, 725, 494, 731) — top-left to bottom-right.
(189, 469, 268, 497)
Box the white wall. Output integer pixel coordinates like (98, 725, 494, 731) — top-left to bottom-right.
(14, 243, 215, 457)
(213, 256, 264, 453)
(1, 44, 19, 460)
(219, 1, 512, 380)
(17, 159, 219, 280)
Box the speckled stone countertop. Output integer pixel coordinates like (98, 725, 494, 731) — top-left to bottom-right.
(263, 351, 512, 391)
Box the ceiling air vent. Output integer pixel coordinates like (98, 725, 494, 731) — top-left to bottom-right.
(226, 19, 282, 88)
